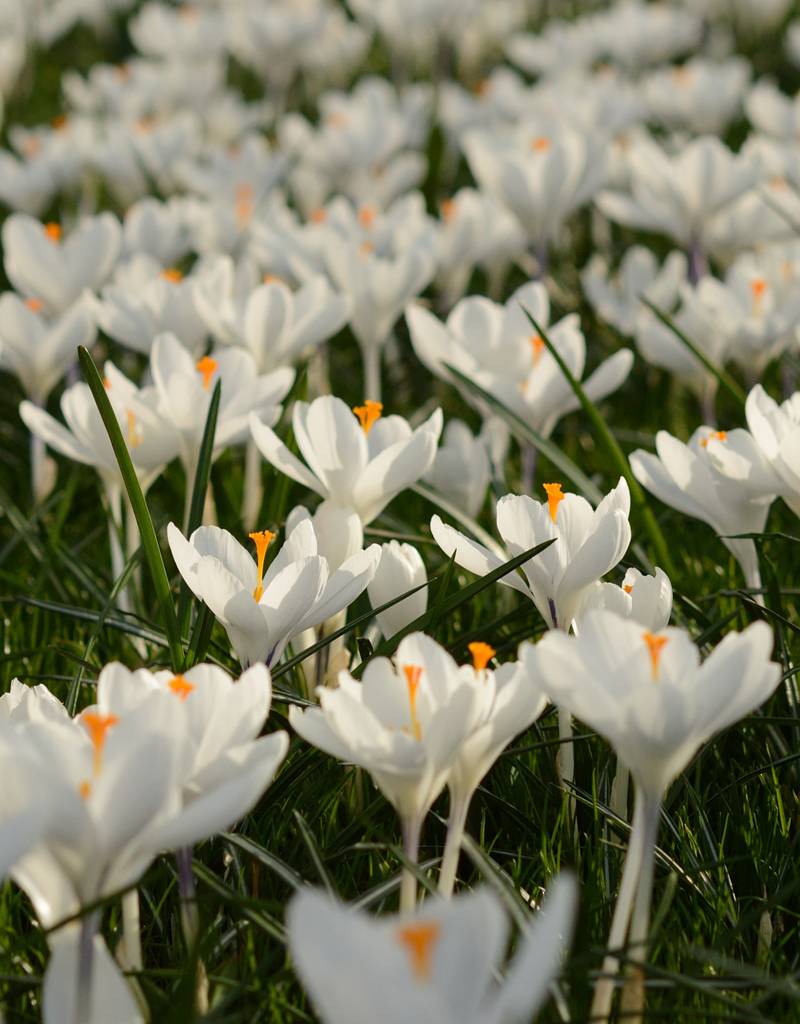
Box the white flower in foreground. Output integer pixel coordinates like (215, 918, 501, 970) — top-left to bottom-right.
(630, 428, 777, 592)
(289, 633, 483, 908)
(522, 612, 779, 1018)
(2, 212, 121, 315)
(739, 385, 800, 517)
(287, 876, 577, 1024)
(194, 256, 351, 372)
(407, 281, 632, 439)
(577, 567, 673, 633)
(423, 418, 491, 519)
(0, 292, 95, 404)
(168, 517, 379, 667)
(250, 395, 442, 525)
(431, 478, 632, 631)
(368, 542, 428, 639)
(150, 332, 294, 474)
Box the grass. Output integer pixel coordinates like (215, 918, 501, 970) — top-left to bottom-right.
(1, 6, 800, 1024)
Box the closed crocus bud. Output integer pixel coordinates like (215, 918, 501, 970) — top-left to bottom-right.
(368, 542, 427, 638)
(424, 419, 490, 518)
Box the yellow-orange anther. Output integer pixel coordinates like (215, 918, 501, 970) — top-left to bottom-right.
(672, 65, 693, 85)
(161, 267, 183, 283)
(543, 482, 565, 523)
(359, 239, 375, 256)
(440, 198, 457, 222)
(771, 176, 788, 191)
(310, 208, 327, 224)
(79, 780, 92, 800)
(44, 222, 62, 243)
(126, 409, 142, 449)
(103, 376, 111, 390)
(750, 277, 767, 312)
(82, 712, 119, 776)
(52, 114, 68, 131)
(263, 273, 283, 284)
(468, 641, 496, 672)
(196, 355, 218, 390)
(135, 117, 155, 135)
(168, 674, 195, 701)
(531, 136, 551, 153)
(235, 182, 254, 228)
(623, 583, 633, 594)
(326, 111, 348, 128)
(700, 430, 727, 449)
(25, 298, 43, 313)
(358, 204, 376, 228)
(249, 529, 275, 602)
(642, 632, 668, 680)
(473, 78, 490, 97)
(529, 333, 545, 364)
(353, 400, 383, 434)
(403, 664, 423, 741)
(396, 921, 441, 981)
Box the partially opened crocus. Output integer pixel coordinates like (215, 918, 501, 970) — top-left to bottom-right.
(289, 632, 484, 910)
(368, 541, 428, 639)
(287, 875, 577, 1024)
(168, 517, 379, 667)
(521, 613, 780, 1020)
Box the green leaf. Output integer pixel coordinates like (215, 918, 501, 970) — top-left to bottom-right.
(78, 345, 183, 670)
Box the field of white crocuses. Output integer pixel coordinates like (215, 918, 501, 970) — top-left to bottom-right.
(2, 0, 800, 1021)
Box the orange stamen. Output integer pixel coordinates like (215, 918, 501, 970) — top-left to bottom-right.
(543, 482, 565, 523)
(161, 267, 183, 283)
(359, 239, 374, 255)
(358, 204, 376, 228)
(403, 664, 423, 741)
(126, 409, 142, 449)
(468, 641, 495, 672)
(623, 584, 633, 594)
(642, 631, 668, 680)
(44, 222, 62, 243)
(353, 400, 383, 434)
(440, 198, 457, 222)
(168, 674, 195, 701)
(79, 780, 92, 800)
(51, 114, 68, 131)
(310, 208, 327, 224)
(531, 136, 551, 153)
(326, 111, 348, 128)
(82, 712, 119, 776)
(249, 529, 275, 602)
(196, 356, 218, 390)
(396, 921, 441, 981)
(750, 277, 767, 312)
(529, 333, 545, 364)
(263, 273, 283, 284)
(700, 430, 727, 449)
(25, 298, 43, 313)
(235, 182, 254, 228)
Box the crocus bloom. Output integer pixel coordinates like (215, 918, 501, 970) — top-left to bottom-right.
(287, 875, 577, 1024)
(250, 394, 442, 525)
(289, 633, 484, 910)
(522, 613, 780, 1019)
(729, 384, 800, 518)
(576, 567, 673, 633)
(423, 418, 491, 519)
(168, 517, 380, 667)
(368, 541, 428, 639)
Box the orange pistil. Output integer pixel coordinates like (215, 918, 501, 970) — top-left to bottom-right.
(25, 298, 44, 313)
(196, 355, 218, 390)
(161, 267, 183, 283)
(700, 430, 727, 449)
(168, 674, 196, 701)
(543, 482, 565, 523)
(249, 529, 275, 602)
(440, 198, 457, 223)
(403, 664, 423, 741)
(531, 136, 551, 153)
(82, 712, 119, 775)
(396, 921, 441, 981)
(529, 333, 545, 365)
(750, 277, 767, 313)
(358, 204, 376, 229)
(44, 222, 62, 243)
(79, 780, 92, 800)
(235, 182, 254, 228)
(353, 400, 383, 434)
(642, 631, 668, 680)
(468, 641, 495, 672)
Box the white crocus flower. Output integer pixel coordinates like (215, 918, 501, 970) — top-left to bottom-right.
(522, 613, 779, 1020)
(407, 282, 632, 441)
(641, 58, 750, 135)
(423, 418, 491, 519)
(578, 567, 673, 633)
(121, 196, 192, 267)
(2, 212, 121, 315)
(368, 541, 428, 639)
(250, 394, 442, 526)
(287, 876, 577, 1024)
(630, 427, 777, 594)
(167, 517, 379, 668)
(193, 255, 351, 372)
(289, 633, 484, 910)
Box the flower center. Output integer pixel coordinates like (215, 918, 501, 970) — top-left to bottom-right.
(543, 482, 565, 522)
(161, 267, 183, 283)
(402, 664, 423, 741)
(44, 222, 62, 243)
(196, 356, 218, 390)
(700, 430, 727, 449)
(249, 529, 276, 602)
(82, 711, 119, 776)
(353, 400, 383, 434)
(168, 674, 195, 701)
(396, 921, 441, 982)
(642, 631, 668, 680)
(468, 641, 495, 672)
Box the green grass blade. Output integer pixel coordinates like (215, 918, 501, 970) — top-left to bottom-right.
(78, 345, 183, 670)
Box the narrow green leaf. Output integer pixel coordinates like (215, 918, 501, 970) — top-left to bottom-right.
(78, 345, 183, 669)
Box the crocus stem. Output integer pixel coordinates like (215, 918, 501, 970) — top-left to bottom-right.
(30, 429, 48, 503)
(610, 759, 630, 823)
(745, 559, 765, 608)
(591, 786, 648, 1023)
(75, 911, 100, 1024)
(521, 444, 538, 496)
(242, 437, 263, 531)
(363, 344, 382, 404)
(688, 238, 708, 286)
(120, 889, 143, 972)
(107, 485, 132, 615)
(438, 790, 471, 897)
(621, 794, 662, 1022)
(400, 814, 423, 914)
(557, 705, 574, 789)
(176, 846, 199, 946)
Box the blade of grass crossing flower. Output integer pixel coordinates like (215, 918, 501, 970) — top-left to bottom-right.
(521, 307, 675, 576)
(78, 345, 183, 670)
(641, 298, 746, 408)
